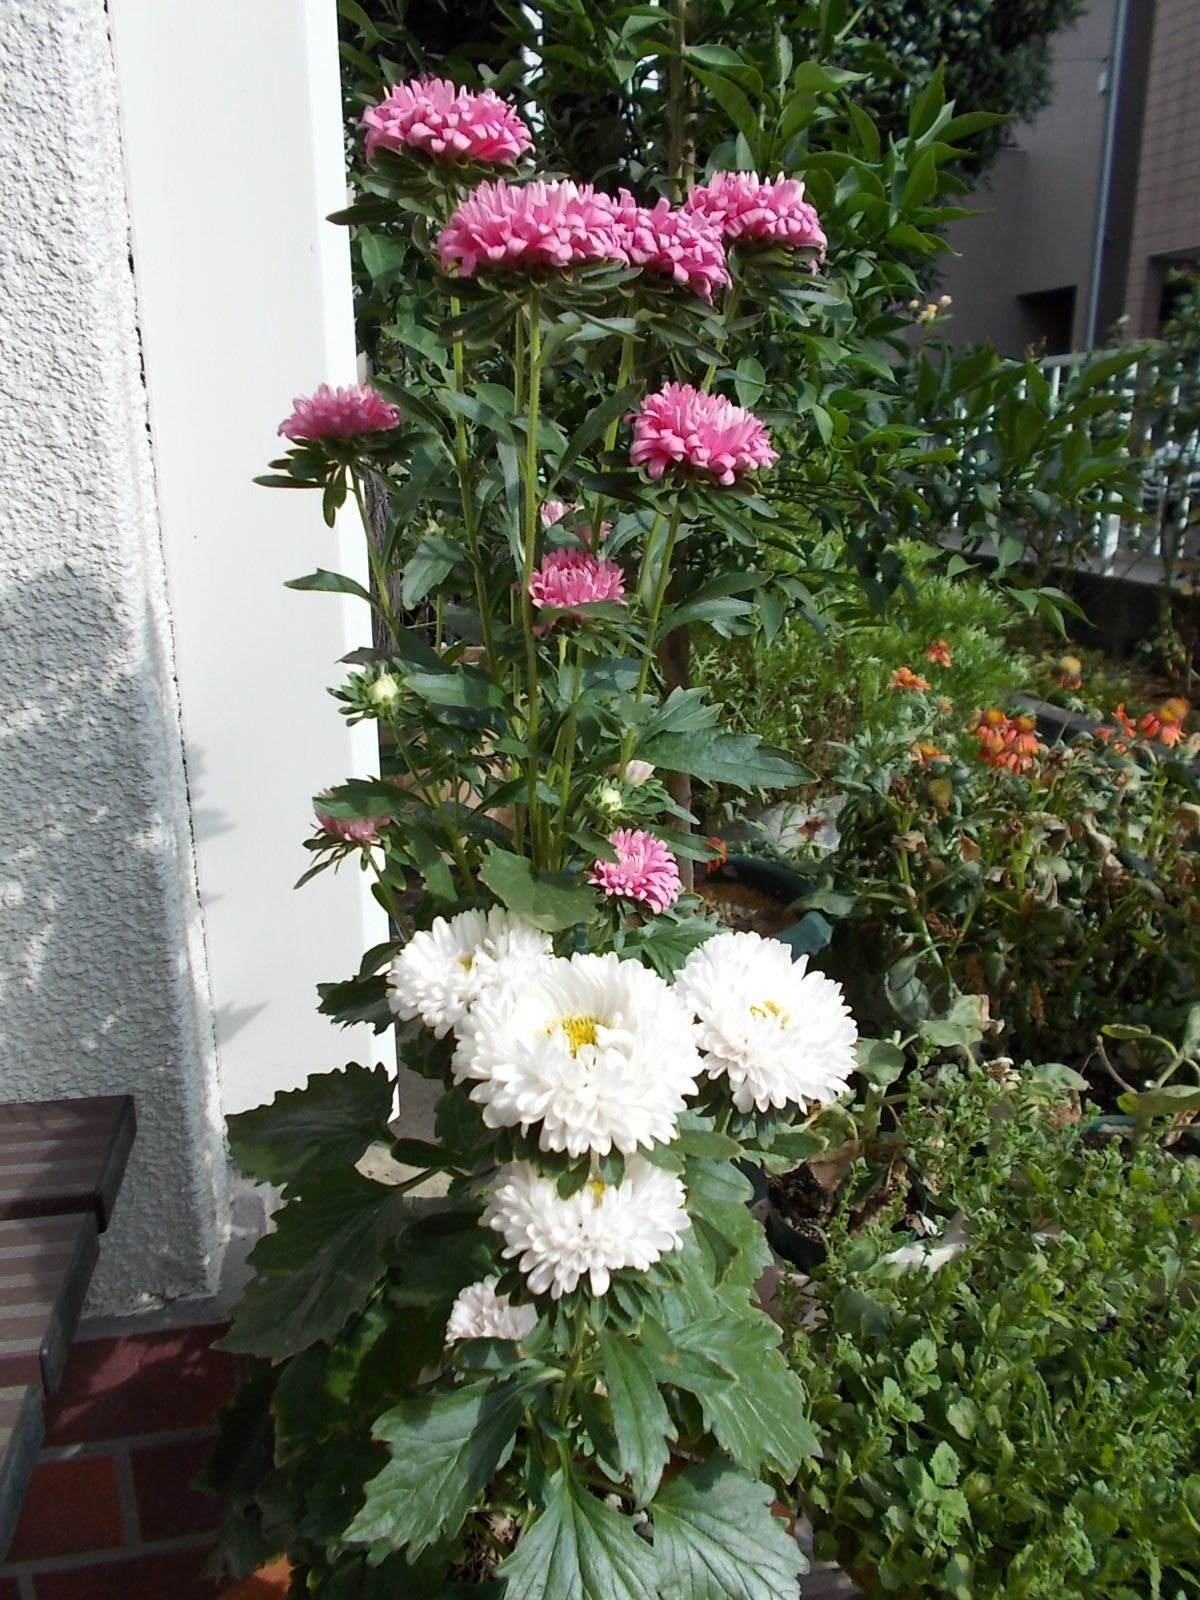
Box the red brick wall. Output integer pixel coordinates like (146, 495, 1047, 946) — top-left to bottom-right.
(1, 1324, 248, 1600)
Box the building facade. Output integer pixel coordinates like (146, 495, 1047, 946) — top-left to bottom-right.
(940, 0, 1200, 353)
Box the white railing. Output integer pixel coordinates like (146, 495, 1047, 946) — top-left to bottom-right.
(950, 351, 1200, 588)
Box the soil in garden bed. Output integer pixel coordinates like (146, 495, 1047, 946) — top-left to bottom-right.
(695, 877, 799, 936)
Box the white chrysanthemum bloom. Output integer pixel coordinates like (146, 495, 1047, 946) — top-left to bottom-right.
(387, 908, 553, 1038)
(444, 1275, 539, 1344)
(453, 952, 702, 1156)
(674, 930, 857, 1113)
(483, 1157, 690, 1298)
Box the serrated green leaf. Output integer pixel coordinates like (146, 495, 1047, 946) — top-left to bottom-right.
(479, 847, 596, 932)
(345, 1381, 525, 1557)
(220, 1169, 405, 1359)
(651, 1459, 803, 1600)
(497, 1468, 660, 1600)
(226, 1063, 392, 1187)
(598, 1331, 675, 1504)
(637, 730, 804, 791)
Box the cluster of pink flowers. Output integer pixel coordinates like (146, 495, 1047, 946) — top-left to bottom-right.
(437, 180, 627, 278)
(610, 192, 729, 302)
(528, 548, 626, 624)
(591, 828, 681, 913)
(685, 172, 827, 261)
(278, 383, 400, 442)
(362, 77, 533, 166)
(630, 382, 776, 485)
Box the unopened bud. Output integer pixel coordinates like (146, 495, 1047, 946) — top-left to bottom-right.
(367, 671, 402, 708)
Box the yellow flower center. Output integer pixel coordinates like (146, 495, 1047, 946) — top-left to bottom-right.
(557, 1013, 600, 1055)
(749, 998, 790, 1025)
(458, 955, 474, 972)
(587, 1175, 607, 1200)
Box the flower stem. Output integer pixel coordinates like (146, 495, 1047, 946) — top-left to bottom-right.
(449, 295, 498, 670)
(350, 470, 402, 647)
(519, 293, 546, 865)
(636, 499, 684, 704)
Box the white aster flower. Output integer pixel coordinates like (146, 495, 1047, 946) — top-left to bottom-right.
(444, 1275, 539, 1344)
(482, 1157, 690, 1298)
(452, 952, 702, 1156)
(387, 908, 553, 1038)
(674, 930, 857, 1113)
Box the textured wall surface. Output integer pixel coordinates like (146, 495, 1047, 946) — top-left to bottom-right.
(0, 0, 226, 1309)
(1124, 0, 1200, 335)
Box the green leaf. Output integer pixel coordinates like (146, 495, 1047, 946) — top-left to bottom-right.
(637, 730, 804, 791)
(479, 848, 596, 932)
(598, 1331, 675, 1504)
(226, 1063, 392, 1187)
(688, 67, 762, 155)
(345, 1381, 525, 1557)
(401, 534, 464, 609)
(220, 1169, 405, 1359)
(907, 60, 945, 140)
(651, 1459, 803, 1600)
(1117, 1084, 1200, 1119)
(286, 568, 373, 604)
(497, 1468, 660, 1600)
(405, 667, 504, 711)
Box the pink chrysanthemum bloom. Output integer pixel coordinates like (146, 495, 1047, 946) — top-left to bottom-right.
(437, 180, 626, 277)
(314, 794, 387, 845)
(610, 191, 730, 301)
(528, 549, 626, 624)
(591, 829, 682, 914)
(685, 172, 827, 262)
(630, 382, 776, 486)
(361, 77, 533, 166)
(278, 383, 400, 442)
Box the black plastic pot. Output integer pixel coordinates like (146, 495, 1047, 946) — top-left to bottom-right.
(706, 854, 833, 957)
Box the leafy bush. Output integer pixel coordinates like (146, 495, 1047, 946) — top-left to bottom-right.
(773, 678, 1200, 1070)
(696, 541, 1028, 781)
(785, 1065, 1200, 1599)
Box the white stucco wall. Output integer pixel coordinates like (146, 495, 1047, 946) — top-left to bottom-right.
(0, 0, 226, 1308)
(107, 0, 385, 1122)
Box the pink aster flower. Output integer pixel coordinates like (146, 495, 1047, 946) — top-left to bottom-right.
(685, 172, 826, 263)
(528, 548, 626, 625)
(437, 180, 626, 278)
(314, 794, 387, 845)
(630, 382, 776, 486)
(591, 828, 681, 914)
(361, 77, 533, 166)
(610, 191, 729, 301)
(278, 383, 400, 442)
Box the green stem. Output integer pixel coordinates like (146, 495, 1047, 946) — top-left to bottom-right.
(449, 295, 497, 669)
(555, 644, 584, 867)
(554, 1305, 591, 1428)
(636, 500, 685, 704)
(702, 281, 743, 393)
(350, 470, 402, 647)
(589, 331, 638, 547)
(519, 294, 546, 864)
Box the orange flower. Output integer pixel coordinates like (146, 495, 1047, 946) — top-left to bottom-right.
(1141, 698, 1189, 746)
(909, 740, 946, 767)
(705, 836, 728, 874)
(925, 638, 952, 669)
(969, 708, 1044, 772)
(1111, 703, 1137, 739)
(1050, 655, 1082, 691)
(891, 665, 931, 691)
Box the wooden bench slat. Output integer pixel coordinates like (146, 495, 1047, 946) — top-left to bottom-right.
(0, 1097, 135, 1230)
(0, 1214, 99, 1396)
(0, 1384, 44, 1562)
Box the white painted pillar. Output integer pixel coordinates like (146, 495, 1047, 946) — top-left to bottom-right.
(108, 0, 387, 1115)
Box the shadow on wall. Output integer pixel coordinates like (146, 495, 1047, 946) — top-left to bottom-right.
(0, 562, 231, 1309)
